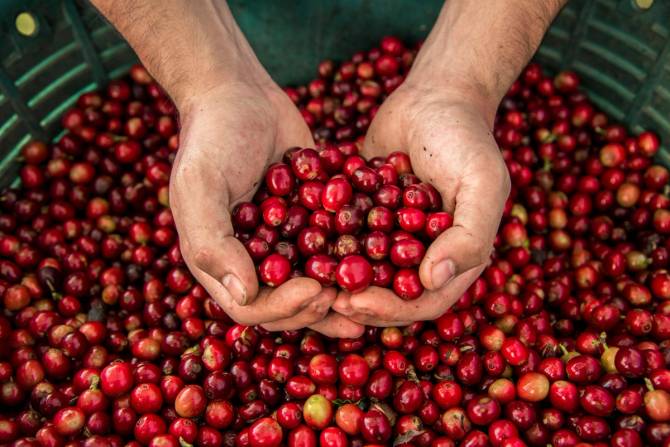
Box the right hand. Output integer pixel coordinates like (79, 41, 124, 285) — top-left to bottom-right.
(170, 80, 364, 339)
(333, 82, 509, 327)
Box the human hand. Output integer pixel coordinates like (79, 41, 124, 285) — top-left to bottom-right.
(333, 82, 510, 325)
(330, 0, 567, 326)
(170, 80, 364, 338)
(88, 0, 363, 338)
(92, 0, 561, 335)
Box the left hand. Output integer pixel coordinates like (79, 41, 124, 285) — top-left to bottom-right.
(170, 82, 364, 339)
(333, 82, 511, 326)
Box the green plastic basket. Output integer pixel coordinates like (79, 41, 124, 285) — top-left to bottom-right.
(1, 0, 670, 187)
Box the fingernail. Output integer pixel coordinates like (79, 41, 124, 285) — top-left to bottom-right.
(222, 274, 247, 305)
(432, 259, 456, 289)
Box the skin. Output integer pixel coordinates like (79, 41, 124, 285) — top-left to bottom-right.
(92, 0, 566, 335)
(333, 0, 567, 325)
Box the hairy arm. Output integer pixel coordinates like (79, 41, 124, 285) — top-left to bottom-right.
(90, 0, 271, 108)
(90, 0, 366, 338)
(334, 0, 567, 325)
(408, 0, 567, 123)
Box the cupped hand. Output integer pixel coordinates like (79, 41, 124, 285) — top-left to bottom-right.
(170, 80, 364, 338)
(333, 83, 511, 326)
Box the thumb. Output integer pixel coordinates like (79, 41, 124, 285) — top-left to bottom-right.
(419, 224, 491, 291)
(171, 167, 259, 307)
(419, 170, 509, 290)
(191, 234, 259, 306)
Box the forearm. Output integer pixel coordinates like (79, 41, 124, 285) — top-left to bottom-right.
(91, 0, 271, 107)
(408, 0, 566, 122)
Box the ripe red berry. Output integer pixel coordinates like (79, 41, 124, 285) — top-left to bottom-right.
(338, 354, 369, 387)
(390, 238, 425, 267)
(393, 269, 423, 300)
(291, 148, 323, 181)
(305, 255, 338, 286)
(259, 254, 291, 287)
(249, 417, 283, 447)
(322, 177, 353, 212)
(100, 361, 133, 397)
(265, 163, 295, 196)
(174, 385, 206, 418)
(335, 255, 373, 293)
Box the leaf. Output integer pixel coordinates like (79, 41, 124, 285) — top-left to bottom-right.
(181, 345, 202, 357)
(332, 398, 367, 409)
(645, 377, 655, 392)
(370, 401, 397, 426)
(459, 344, 475, 353)
(433, 369, 454, 381)
(87, 300, 105, 321)
(406, 365, 419, 383)
(331, 398, 355, 407)
(88, 375, 100, 390)
(393, 430, 425, 446)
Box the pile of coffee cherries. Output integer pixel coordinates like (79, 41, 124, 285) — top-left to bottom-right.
(0, 35, 670, 447)
(233, 146, 452, 299)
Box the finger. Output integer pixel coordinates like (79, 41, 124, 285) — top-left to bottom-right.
(261, 288, 336, 332)
(191, 269, 325, 325)
(272, 94, 318, 150)
(170, 160, 258, 306)
(192, 235, 257, 306)
(336, 267, 483, 324)
(419, 156, 510, 291)
(309, 313, 366, 339)
(333, 288, 412, 326)
(332, 287, 412, 326)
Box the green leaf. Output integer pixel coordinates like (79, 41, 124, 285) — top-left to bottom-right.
(370, 402, 397, 426)
(406, 366, 419, 383)
(393, 430, 425, 446)
(331, 398, 355, 407)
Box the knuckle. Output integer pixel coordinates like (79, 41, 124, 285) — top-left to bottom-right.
(192, 246, 215, 271)
(477, 244, 494, 266)
(465, 233, 485, 255)
(170, 163, 191, 189)
(286, 299, 305, 317)
(350, 326, 366, 338)
(356, 305, 383, 319)
(168, 169, 187, 207)
(350, 300, 372, 316)
(231, 313, 257, 326)
(500, 167, 512, 197)
(307, 301, 329, 320)
(177, 238, 192, 263)
(466, 235, 491, 266)
(490, 154, 512, 198)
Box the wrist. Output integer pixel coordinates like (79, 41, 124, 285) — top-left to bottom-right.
(92, 0, 274, 111)
(164, 42, 273, 112)
(403, 61, 500, 128)
(404, 0, 566, 127)
(142, 17, 273, 111)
